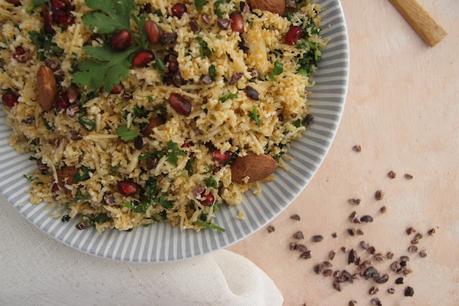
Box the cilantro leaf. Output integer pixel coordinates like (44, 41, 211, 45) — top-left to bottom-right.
(269, 61, 283, 80)
(116, 125, 139, 141)
(92, 213, 111, 224)
(158, 195, 173, 209)
(82, 0, 134, 34)
(214, 0, 225, 18)
(166, 141, 185, 166)
(29, 31, 63, 61)
(154, 58, 166, 73)
(75, 189, 91, 203)
(73, 166, 92, 183)
(197, 37, 211, 58)
(249, 106, 261, 126)
(219, 91, 238, 103)
(73, 46, 135, 92)
(78, 115, 96, 131)
(194, 0, 207, 11)
(132, 106, 149, 118)
(23, 174, 35, 182)
(208, 64, 217, 81)
(205, 176, 218, 189)
(194, 220, 225, 232)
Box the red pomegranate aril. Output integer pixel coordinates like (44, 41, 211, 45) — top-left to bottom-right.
(2, 90, 19, 108)
(200, 192, 215, 206)
(42, 7, 55, 34)
(53, 10, 75, 27)
(56, 92, 70, 111)
(13, 46, 30, 63)
(110, 84, 124, 94)
(230, 13, 244, 33)
(171, 3, 187, 18)
(117, 181, 139, 196)
(132, 50, 155, 67)
(169, 93, 192, 116)
(144, 20, 161, 44)
(284, 26, 302, 45)
(50, 0, 68, 10)
(212, 150, 232, 164)
(66, 85, 79, 103)
(110, 30, 132, 51)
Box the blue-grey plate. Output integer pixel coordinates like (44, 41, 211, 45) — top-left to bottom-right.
(0, 0, 349, 262)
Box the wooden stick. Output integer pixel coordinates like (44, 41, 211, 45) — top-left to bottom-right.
(388, 0, 447, 47)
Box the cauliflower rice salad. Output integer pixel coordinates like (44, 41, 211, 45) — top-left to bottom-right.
(0, 0, 325, 232)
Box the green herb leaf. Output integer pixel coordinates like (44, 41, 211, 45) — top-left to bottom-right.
(29, 0, 47, 11)
(124, 201, 150, 213)
(75, 189, 91, 203)
(154, 58, 166, 73)
(205, 176, 218, 189)
(214, 0, 225, 18)
(213, 202, 222, 213)
(197, 37, 211, 58)
(194, 0, 207, 11)
(143, 177, 158, 203)
(29, 31, 63, 61)
(194, 220, 225, 232)
(116, 125, 139, 141)
(208, 64, 217, 81)
(219, 91, 238, 103)
(249, 106, 261, 126)
(185, 157, 195, 174)
(158, 195, 173, 209)
(78, 115, 96, 131)
(92, 213, 111, 224)
(73, 46, 135, 92)
(292, 118, 302, 128)
(23, 174, 35, 182)
(73, 166, 91, 183)
(269, 61, 283, 80)
(82, 0, 134, 34)
(166, 141, 185, 166)
(133, 106, 149, 118)
(139, 151, 164, 161)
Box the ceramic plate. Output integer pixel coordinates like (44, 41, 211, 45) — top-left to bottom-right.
(0, 0, 349, 262)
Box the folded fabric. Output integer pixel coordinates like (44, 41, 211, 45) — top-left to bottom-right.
(0, 198, 283, 306)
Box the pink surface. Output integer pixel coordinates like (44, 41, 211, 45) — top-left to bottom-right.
(230, 1, 459, 305)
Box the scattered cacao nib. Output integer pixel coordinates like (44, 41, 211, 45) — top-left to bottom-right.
(267, 225, 275, 233)
(370, 298, 382, 306)
(368, 286, 379, 295)
(348, 300, 357, 306)
(419, 249, 427, 258)
(348, 198, 361, 205)
(386, 251, 394, 260)
(348, 249, 357, 264)
(404, 173, 414, 180)
(395, 277, 404, 284)
(302, 114, 314, 127)
(292, 231, 304, 240)
(387, 170, 396, 179)
(375, 273, 389, 284)
(160, 32, 178, 45)
(373, 253, 384, 262)
(387, 287, 395, 294)
(312, 235, 323, 242)
(407, 245, 418, 253)
(427, 228, 436, 236)
(22, 116, 35, 124)
(331, 232, 337, 238)
(390, 261, 402, 273)
(360, 215, 373, 223)
(404, 286, 414, 297)
(332, 281, 341, 291)
(406, 227, 416, 235)
(216, 18, 231, 29)
(322, 269, 333, 277)
(289, 242, 298, 251)
(353, 218, 361, 224)
(299, 251, 312, 260)
(328, 250, 336, 260)
(61, 214, 71, 222)
(76, 222, 89, 230)
(290, 214, 301, 221)
(348, 211, 357, 221)
(379, 206, 387, 213)
(374, 190, 383, 200)
(296, 244, 307, 253)
(347, 228, 356, 236)
(362, 266, 379, 280)
(201, 13, 211, 24)
(400, 255, 410, 263)
(352, 145, 362, 152)
(340, 246, 346, 253)
(201, 75, 212, 85)
(134, 136, 144, 150)
(359, 241, 369, 250)
(402, 268, 412, 276)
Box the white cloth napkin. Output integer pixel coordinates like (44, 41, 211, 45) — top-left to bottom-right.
(0, 198, 283, 306)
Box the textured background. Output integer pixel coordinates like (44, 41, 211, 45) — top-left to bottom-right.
(230, 0, 459, 305)
(0, 0, 458, 305)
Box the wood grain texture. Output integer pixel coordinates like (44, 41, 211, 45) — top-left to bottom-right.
(388, 0, 447, 46)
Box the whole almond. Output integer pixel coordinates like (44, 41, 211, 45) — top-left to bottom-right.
(249, 0, 285, 16)
(37, 65, 57, 111)
(231, 154, 277, 183)
(57, 166, 78, 187)
(144, 20, 161, 44)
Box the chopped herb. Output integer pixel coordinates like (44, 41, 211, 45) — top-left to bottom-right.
(116, 125, 139, 141)
(29, 31, 63, 61)
(219, 91, 238, 102)
(194, 0, 207, 11)
(142, 177, 158, 203)
(213, 202, 221, 213)
(185, 157, 195, 174)
(158, 195, 173, 209)
(139, 151, 164, 161)
(166, 140, 185, 166)
(78, 115, 96, 131)
(82, 0, 134, 34)
(205, 176, 218, 188)
(197, 37, 211, 58)
(214, 0, 225, 18)
(296, 40, 322, 76)
(208, 64, 217, 81)
(154, 58, 165, 73)
(92, 213, 111, 224)
(269, 61, 283, 80)
(23, 174, 34, 182)
(43, 118, 55, 131)
(124, 201, 150, 213)
(73, 166, 91, 183)
(30, 0, 48, 9)
(292, 119, 302, 128)
(194, 220, 225, 232)
(249, 106, 261, 126)
(75, 189, 91, 203)
(132, 106, 149, 118)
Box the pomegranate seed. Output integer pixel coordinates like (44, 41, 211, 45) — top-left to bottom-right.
(51, 183, 60, 193)
(12, 46, 30, 63)
(110, 30, 132, 51)
(50, 0, 68, 11)
(117, 180, 139, 196)
(2, 90, 19, 108)
(66, 85, 79, 103)
(181, 141, 193, 148)
(171, 3, 187, 18)
(168, 93, 192, 116)
(144, 20, 161, 44)
(52, 10, 74, 27)
(230, 13, 244, 33)
(56, 91, 70, 111)
(284, 26, 303, 45)
(217, 18, 231, 30)
(110, 84, 124, 94)
(42, 7, 55, 34)
(212, 150, 232, 164)
(200, 192, 215, 206)
(132, 50, 155, 67)
(193, 186, 205, 199)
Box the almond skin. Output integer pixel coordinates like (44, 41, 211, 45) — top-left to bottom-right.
(37, 65, 57, 111)
(249, 0, 286, 16)
(231, 154, 277, 183)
